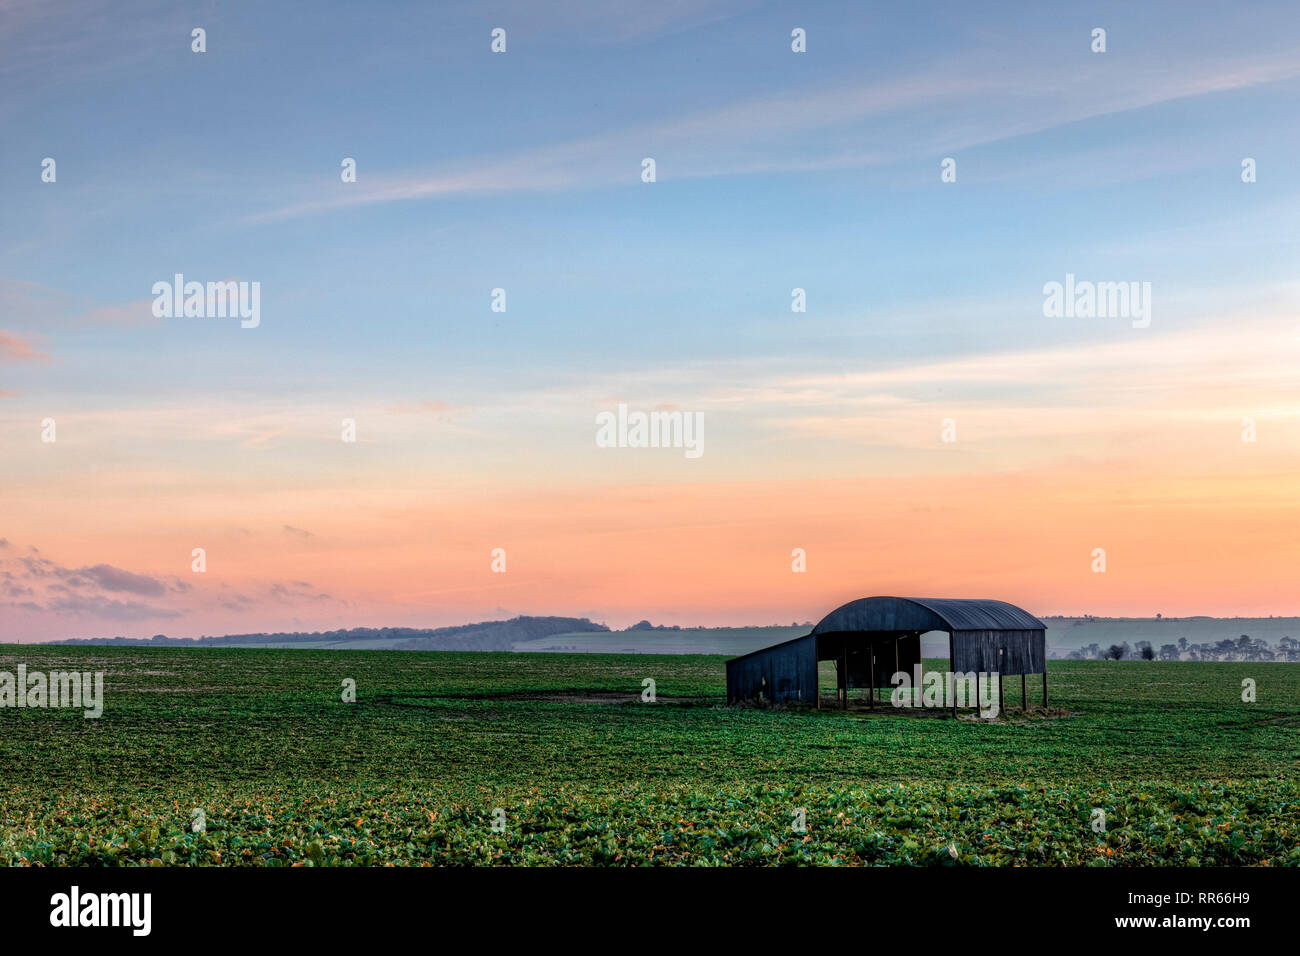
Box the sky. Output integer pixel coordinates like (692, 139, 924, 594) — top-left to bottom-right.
(2, 0, 1299, 641)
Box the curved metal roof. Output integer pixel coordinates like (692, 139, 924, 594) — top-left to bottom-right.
(810, 596, 1044, 635)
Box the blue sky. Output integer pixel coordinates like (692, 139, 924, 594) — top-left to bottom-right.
(6, 1, 1298, 388)
(3, 0, 1300, 638)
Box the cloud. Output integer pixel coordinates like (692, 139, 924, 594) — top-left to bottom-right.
(282, 525, 314, 539)
(0, 278, 161, 333)
(1, 551, 180, 623)
(387, 400, 466, 418)
(75, 299, 158, 326)
(483, 0, 759, 46)
(15, 554, 182, 595)
(0, 542, 351, 638)
(0, 330, 49, 362)
(252, 46, 1300, 221)
(41, 594, 183, 621)
(269, 580, 333, 604)
(0, 0, 181, 118)
(219, 593, 256, 612)
(78, 563, 169, 597)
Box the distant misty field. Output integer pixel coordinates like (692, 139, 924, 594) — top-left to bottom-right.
(517, 618, 1300, 659)
(513, 625, 807, 655)
(0, 646, 1296, 866)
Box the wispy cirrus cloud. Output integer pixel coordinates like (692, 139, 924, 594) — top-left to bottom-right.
(252, 47, 1300, 222)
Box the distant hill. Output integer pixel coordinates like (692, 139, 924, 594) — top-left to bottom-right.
(53, 616, 609, 652)
(45, 615, 1300, 661)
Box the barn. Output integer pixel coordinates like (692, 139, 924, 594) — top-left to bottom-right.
(725, 596, 1047, 715)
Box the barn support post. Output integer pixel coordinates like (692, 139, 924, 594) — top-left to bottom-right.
(868, 643, 876, 709)
(915, 642, 922, 708)
(998, 648, 1005, 718)
(948, 631, 956, 718)
(893, 637, 900, 707)
(841, 641, 848, 710)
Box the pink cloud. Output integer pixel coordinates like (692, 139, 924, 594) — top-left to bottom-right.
(0, 330, 49, 362)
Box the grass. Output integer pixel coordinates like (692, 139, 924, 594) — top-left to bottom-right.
(0, 646, 1296, 865)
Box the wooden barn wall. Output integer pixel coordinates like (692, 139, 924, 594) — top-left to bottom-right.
(952, 629, 1045, 674)
(726, 634, 818, 704)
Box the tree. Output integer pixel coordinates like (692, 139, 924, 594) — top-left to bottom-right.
(1106, 644, 1126, 660)
(1140, 646, 1155, 661)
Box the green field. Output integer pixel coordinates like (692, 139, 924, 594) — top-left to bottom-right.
(0, 646, 1296, 866)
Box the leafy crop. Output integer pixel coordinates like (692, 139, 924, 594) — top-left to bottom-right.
(0, 647, 1295, 865)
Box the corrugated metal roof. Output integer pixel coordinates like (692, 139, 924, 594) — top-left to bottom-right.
(811, 596, 1044, 635)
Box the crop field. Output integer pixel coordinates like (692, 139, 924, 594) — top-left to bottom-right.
(0, 646, 1297, 866)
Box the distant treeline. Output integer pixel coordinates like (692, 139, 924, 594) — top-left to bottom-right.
(1064, 636, 1300, 662)
(54, 616, 609, 652)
